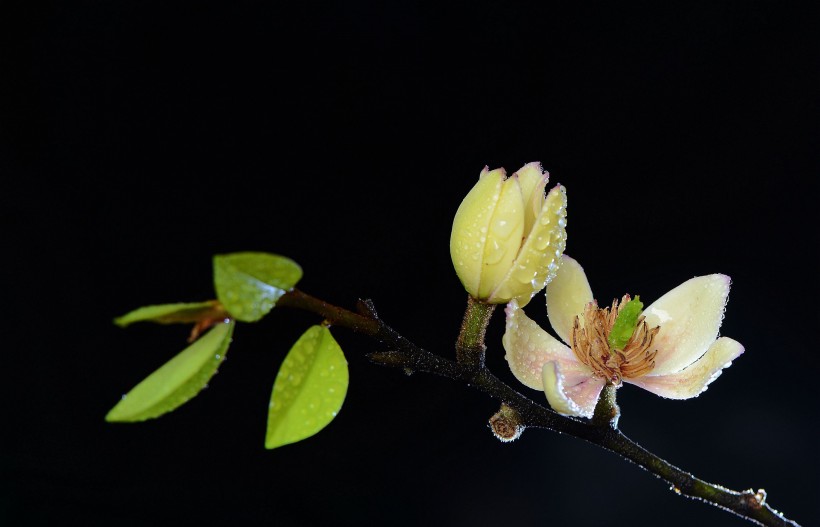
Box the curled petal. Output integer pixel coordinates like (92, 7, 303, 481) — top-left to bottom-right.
(488, 185, 566, 305)
(626, 337, 744, 399)
(502, 299, 588, 390)
(641, 274, 731, 375)
(546, 255, 594, 344)
(542, 361, 605, 418)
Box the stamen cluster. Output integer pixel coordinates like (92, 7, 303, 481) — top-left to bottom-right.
(570, 295, 659, 385)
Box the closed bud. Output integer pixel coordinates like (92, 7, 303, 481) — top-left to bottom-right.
(450, 162, 567, 305)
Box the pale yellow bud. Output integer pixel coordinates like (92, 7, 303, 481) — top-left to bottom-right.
(450, 162, 567, 305)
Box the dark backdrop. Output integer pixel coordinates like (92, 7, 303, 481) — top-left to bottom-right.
(3, 2, 818, 526)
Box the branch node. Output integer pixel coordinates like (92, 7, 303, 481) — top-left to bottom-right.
(356, 298, 379, 319)
(744, 488, 768, 508)
(489, 403, 525, 442)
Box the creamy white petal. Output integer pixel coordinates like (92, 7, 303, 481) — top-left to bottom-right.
(545, 255, 594, 344)
(477, 175, 526, 299)
(542, 361, 605, 418)
(526, 169, 549, 229)
(512, 161, 548, 234)
(450, 168, 505, 296)
(626, 337, 744, 399)
(503, 299, 589, 390)
(641, 274, 731, 375)
(489, 185, 566, 306)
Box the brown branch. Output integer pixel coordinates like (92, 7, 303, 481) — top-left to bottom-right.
(277, 288, 801, 527)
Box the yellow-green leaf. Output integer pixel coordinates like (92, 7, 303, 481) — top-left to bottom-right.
(106, 321, 235, 422)
(114, 301, 220, 327)
(266, 325, 348, 449)
(213, 252, 302, 322)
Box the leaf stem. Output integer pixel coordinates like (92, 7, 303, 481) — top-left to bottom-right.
(276, 289, 800, 527)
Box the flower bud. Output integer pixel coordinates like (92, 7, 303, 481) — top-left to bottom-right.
(450, 162, 567, 305)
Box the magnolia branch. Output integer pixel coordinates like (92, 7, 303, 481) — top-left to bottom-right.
(275, 289, 800, 527)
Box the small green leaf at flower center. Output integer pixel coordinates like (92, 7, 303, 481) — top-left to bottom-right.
(608, 296, 643, 350)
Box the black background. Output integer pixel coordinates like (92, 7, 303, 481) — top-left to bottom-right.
(3, 1, 819, 526)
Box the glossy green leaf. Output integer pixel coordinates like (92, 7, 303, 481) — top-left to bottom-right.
(266, 325, 348, 449)
(213, 252, 302, 322)
(114, 301, 220, 328)
(106, 320, 235, 422)
(608, 296, 644, 350)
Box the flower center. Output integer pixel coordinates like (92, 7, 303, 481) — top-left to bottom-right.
(569, 294, 659, 385)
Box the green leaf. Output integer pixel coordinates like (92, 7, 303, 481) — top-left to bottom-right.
(114, 301, 220, 327)
(213, 252, 302, 322)
(608, 296, 644, 350)
(266, 325, 348, 449)
(106, 320, 235, 422)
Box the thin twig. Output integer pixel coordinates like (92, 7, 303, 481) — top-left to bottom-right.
(277, 288, 800, 527)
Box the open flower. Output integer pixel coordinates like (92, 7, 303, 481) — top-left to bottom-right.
(450, 162, 567, 305)
(503, 255, 744, 417)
